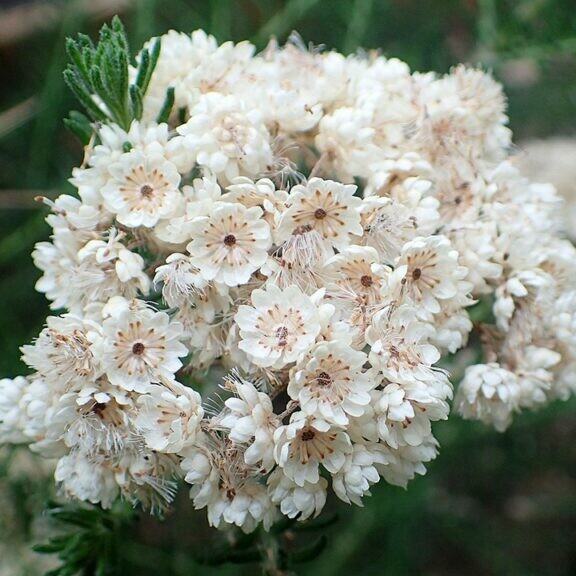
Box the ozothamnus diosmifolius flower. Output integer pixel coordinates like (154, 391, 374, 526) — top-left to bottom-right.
(2, 18, 575, 536)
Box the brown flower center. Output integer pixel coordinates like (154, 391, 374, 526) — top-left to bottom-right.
(412, 267, 422, 280)
(132, 342, 146, 355)
(360, 274, 374, 288)
(275, 326, 289, 346)
(314, 208, 327, 220)
(223, 234, 237, 247)
(301, 429, 316, 441)
(316, 371, 332, 386)
(140, 184, 154, 199)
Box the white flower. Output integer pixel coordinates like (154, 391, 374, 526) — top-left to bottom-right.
(101, 150, 182, 228)
(315, 106, 379, 180)
(175, 93, 272, 183)
(96, 307, 188, 392)
(55, 452, 119, 508)
(0, 377, 30, 444)
(366, 307, 443, 385)
(288, 341, 374, 426)
(267, 468, 328, 521)
(56, 389, 132, 455)
(324, 246, 391, 309)
(276, 178, 363, 250)
(136, 382, 204, 453)
(454, 363, 520, 432)
(323, 245, 392, 333)
(378, 436, 439, 488)
(332, 442, 391, 505)
(235, 285, 322, 369)
(187, 201, 271, 286)
(391, 235, 470, 314)
(360, 181, 440, 264)
(262, 227, 331, 294)
(181, 434, 275, 533)
(153, 253, 209, 308)
(153, 175, 222, 246)
(374, 382, 449, 448)
(21, 314, 97, 390)
(273, 413, 351, 486)
(34, 228, 150, 312)
(219, 373, 280, 472)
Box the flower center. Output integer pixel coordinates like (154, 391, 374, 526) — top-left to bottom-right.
(316, 371, 332, 386)
(360, 274, 374, 287)
(140, 184, 154, 199)
(223, 234, 237, 247)
(91, 402, 107, 419)
(275, 326, 289, 347)
(132, 342, 146, 355)
(412, 267, 422, 280)
(301, 429, 316, 441)
(314, 208, 327, 220)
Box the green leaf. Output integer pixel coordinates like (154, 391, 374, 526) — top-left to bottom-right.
(156, 86, 175, 124)
(111, 16, 129, 55)
(130, 84, 143, 121)
(142, 38, 161, 94)
(64, 111, 94, 145)
(134, 47, 151, 91)
(64, 16, 159, 130)
(63, 69, 107, 122)
(65, 39, 91, 87)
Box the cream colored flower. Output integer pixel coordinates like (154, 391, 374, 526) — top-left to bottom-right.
(187, 201, 271, 287)
(235, 285, 323, 369)
(101, 151, 181, 228)
(276, 178, 363, 250)
(273, 413, 351, 486)
(288, 341, 374, 426)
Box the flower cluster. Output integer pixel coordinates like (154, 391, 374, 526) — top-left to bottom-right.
(1, 29, 575, 532)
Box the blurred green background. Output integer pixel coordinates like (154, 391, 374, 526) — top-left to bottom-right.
(0, 1, 575, 574)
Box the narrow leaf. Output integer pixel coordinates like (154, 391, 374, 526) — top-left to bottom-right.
(156, 86, 175, 124)
(130, 84, 143, 121)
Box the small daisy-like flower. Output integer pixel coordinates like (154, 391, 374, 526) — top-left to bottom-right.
(235, 285, 322, 369)
(101, 150, 181, 228)
(21, 314, 97, 390)
(187, 201, 271, 287)
(57, 389, 132, 455)
(324, 246, 391, 325)
(273, 413, 351, 486)
(288, 341, 374, 426)
(276, 178, 363, 250)
(366, 307, 443, 385)
(360, 184, 440, 264)
(136, 382, 204, 453)
(262, 226, 331, 293)
(391, 235, 470, 314)
(153, 253, 208, 308)
(96, 307, 188, 392)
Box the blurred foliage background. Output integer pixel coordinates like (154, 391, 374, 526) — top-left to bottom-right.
(0, 0, 575, 574)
